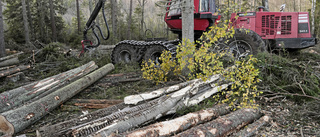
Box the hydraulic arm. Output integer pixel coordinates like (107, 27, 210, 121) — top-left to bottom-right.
(81, 0, 110, 54)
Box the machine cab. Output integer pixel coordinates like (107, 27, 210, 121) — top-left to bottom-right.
(164, 0, 220, 38)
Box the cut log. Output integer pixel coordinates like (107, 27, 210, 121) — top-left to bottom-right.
(174, 108, 262, 137)
(87, 75, 221, 137)
(0, 57, 19, 68)
(232, 115, 270, 137)
(0, 65, 16, 71)
(119, 104, 231, 137)
(38, 102, 128, 137)
(0, 63, 114, 136)
(0, 61, 98, 113)
(124, 79, 196, 105)
(6, 72, 25, 82)
(0, 65, 30, 78)
(0, 52, 23, 62)
(68, 99, 123, 109)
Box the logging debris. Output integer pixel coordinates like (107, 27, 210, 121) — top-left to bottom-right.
(0, 63, 114, 136)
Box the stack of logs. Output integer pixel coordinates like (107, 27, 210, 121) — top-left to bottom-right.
(0, 61, 115, 136)
(37, 74, 270, 137)
(0, 52, 30, 82)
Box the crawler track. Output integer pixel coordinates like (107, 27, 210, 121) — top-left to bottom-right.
(111, 40, 180, 64)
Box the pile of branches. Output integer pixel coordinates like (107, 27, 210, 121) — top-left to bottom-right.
(38, 75, 270, 137)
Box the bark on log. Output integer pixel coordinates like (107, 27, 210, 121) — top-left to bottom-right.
(0, 57, 19, 68)
(38, 102, 128, 137)
(88, 75, 221, 137)
(119, 104, 231, 137)
(174, 108, 262, 137)
(0, 65, 30, 78)
(0, 61, 98, 113)
(0, 63, 114, 136)
(68, 99, 123, 109)
(232, 115, 270, 137)
(124, 79, 196, 105)
(0, 52, 23, 62)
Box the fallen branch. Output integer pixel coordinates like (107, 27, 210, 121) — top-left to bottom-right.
(38, 102, 128, 137)
(0, 65, 30, 78)
(0, 61, 98, 113)
(263, 90, 320, 101)
(174, 108, 262, 137)
(233, 115, 270, 137)
(0, 63, 114, 136)
(68, 99, 123, 109)
(119, 104, 231, 137)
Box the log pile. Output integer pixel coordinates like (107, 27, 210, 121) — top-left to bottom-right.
(36, 74, 269, 137)
(0, 52, 30, 82)
(0, 62, 115, 136)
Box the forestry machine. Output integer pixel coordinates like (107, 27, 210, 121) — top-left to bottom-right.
(82, 0, 317, 64)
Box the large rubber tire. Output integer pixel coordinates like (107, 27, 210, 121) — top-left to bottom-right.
(112, 44, 137, 64)
(224, 29, 266, 58)
(143, 45, 166, 65)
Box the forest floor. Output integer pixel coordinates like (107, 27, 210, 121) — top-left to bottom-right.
(1, 43, 320, 137)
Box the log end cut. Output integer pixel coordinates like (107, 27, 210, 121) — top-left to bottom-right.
(0, 115, 14, 136)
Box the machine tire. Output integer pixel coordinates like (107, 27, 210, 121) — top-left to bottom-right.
(112, 44, 137, 64)
(143, 45, 166, 65)
(223, 29, 266, 58)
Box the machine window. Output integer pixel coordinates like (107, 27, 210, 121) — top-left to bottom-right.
(200, 0, 209, 12)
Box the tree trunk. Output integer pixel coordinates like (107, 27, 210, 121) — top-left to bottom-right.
(39, 1, 45, 43)
(120, 104, 231, 137)
(311, 0, 316, 34)
(262, 0, 269, 11)
(26, 0, 34, 41)
(49, 0, 57, 42)
(124, 79, 196, 105)
(0, 61, 98, 113)
(0, 0, 5, 58)
(233, 115, 270, 137)
(22, 0, 30, 45)
(0, 65, 30, 78)
(0, 63, 114, 136)
(182, 0, 194, 42)
(174, 108, 262, 137)
(38, 102, 128, 137)
(0, 52, 23, 62)
(89, 0, 93, 13)
(67, 99, 123, 109)
(76, 0, 81, 34)
(127, 0, 133, 39)
(140, 0, 146, 39)
(111, 0, 118, 43)
(0, 57, 19, 68)
(181, 0, 194, 76)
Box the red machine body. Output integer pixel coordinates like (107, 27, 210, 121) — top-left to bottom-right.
(230, 7, 316, 49)
(165, 0, 220, 39)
